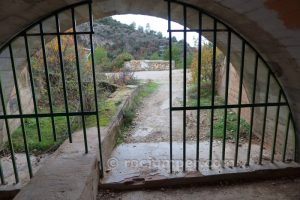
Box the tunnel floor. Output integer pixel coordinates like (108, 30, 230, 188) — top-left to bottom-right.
(100, 70, 290, 186)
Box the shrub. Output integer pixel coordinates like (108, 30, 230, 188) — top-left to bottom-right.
(150, 51, 160, 60)
(94, 46, 108, 65)
(111, 52, 134, 69)
(163, 43, 182, 68)
(190, 42, 225, 84)
(108, 68, 137, 86)
(32, 37, 90, 111)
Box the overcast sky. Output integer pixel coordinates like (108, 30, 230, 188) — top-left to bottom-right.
(112, 14, 198, 47)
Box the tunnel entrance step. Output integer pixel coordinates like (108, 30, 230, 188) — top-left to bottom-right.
(100, 142, 300, 190)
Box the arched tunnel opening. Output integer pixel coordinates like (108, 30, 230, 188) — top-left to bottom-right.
(0, 0, 299, 199)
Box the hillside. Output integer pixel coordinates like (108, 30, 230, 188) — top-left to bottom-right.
(78, 17, 193, 70)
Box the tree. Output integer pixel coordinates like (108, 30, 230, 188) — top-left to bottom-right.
(145, 23, 150, 33)
(129, 22, 136, 30)
(94, 46, 108, 65)
(138, 25, 144, 33)
(157, 31, 163, 39)
(93, 46, 112, 71)
(163, 43, 183, 68)
(190, 42, 225, 84)
(172, 36, 177, 42)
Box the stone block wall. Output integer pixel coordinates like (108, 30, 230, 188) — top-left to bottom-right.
(124, 60, 175, 71)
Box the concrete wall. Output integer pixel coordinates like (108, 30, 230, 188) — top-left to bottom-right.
(0, 0, 298, 159)
(216, 61, 251, 122)
(0, 48, 34, 149)
(124, 60, 175, 71)
(216, 58, 294, 157)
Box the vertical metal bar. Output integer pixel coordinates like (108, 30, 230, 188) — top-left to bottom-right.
(281, 89, 297, 161)
(55, 14, 72, 143)
(271, 90, 282, 162)
(0, 79, 19, 183)
(72, 7, 88, 153)
(209, 19, 217, 169)
(0, 159, 4, 184)
(292, 117, 297, 162)
(88, 2, 104, 177)
(259, 70, 271, 165)
(222, 31, 231, 167)
(9, 44, 33, 178)
(234, 41, 245, 167)
(246, 54, 258, 166)
(183, 5, 187, 172)
(39, 23, 57, 141)
(167, 0, 173, 173)
(282, 113, 291, 162)
(196, 12, 202, 171)
(24, 35, 42, 142)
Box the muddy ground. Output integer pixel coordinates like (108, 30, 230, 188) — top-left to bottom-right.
(122, 69, 250, 144)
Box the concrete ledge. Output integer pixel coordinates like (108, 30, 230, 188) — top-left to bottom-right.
(8, 86, 140, 200)
(13, 130, 100, 200)
(100, 85, 140, 173)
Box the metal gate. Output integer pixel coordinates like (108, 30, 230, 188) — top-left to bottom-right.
(0, 1, 104, 184)
(0, 0, 297, 185)
(167, 0, 297, 172)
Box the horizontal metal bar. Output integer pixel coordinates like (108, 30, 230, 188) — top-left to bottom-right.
(23, 31, 94, 36)
(0, 111, 98, 119)
(171, 102, 288, 111)
(168, 29, 228, 33)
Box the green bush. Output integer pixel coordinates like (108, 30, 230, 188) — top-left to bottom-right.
(112, 52, 134, 69)
(213, 111, 250, 139)
(163, 43, 182, 68)
(150, 51, 160, 60)
(93, 46, 112, 71)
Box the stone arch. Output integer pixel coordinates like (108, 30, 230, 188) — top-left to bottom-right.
(0, 1, 298, 186)
(0, 0, 299, 127)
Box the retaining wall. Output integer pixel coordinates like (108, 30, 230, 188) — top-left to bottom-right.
(124, 60, 175, 71)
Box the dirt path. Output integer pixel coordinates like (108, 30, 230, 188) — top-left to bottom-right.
(123, 70, 210, 143)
